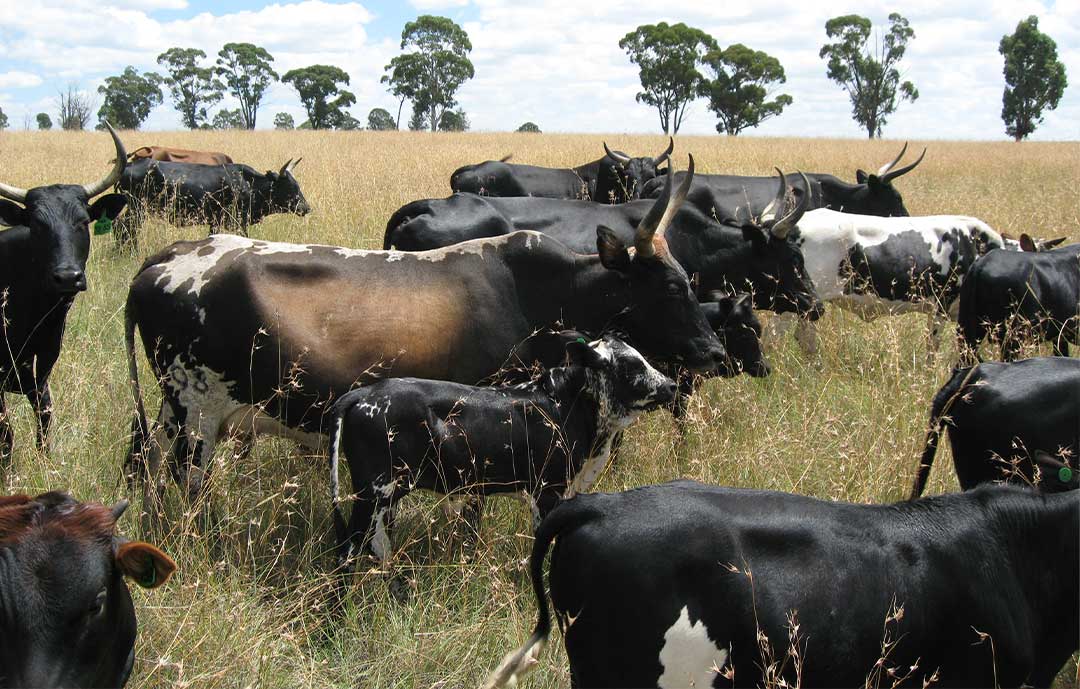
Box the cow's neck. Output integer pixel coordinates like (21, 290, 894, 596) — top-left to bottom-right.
(669, 226, 753, 296)
(813, 175, 858, 211)
(0, 234, 73, 363)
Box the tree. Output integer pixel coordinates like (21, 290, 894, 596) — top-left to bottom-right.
(333, 111, 362, 130)
(517, 121, 541, 133)
(281, 65, 356, 130)
(0, 109, 7, 131)
(36, 113, 52, 130)
(96, 66, 163, 130)
(820, 13, 918, 139)
(157, 47, 224, 129)
(999, 16, 1067, 142)
(273, 112, 295, 130)
(619, 23, 717, 135)
(57, 84, 95, 130)
(215, 43, 278, 129)
(700, 44, 792, 136)
(439, 109, 469, 131)
(367, 107, 396, 131)
(407, 108, 427, 132)
(382, 15, 474, 133)
(212, 108, 245, 129)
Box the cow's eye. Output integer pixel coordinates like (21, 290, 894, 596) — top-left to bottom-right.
(88, 589, 107, 618)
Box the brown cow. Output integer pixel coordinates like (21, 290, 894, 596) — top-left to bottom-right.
(0, 491, 175, 688)
(128, 146, 233, 166)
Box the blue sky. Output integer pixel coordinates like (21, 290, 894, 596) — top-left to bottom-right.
(0, 0, 1076, 139)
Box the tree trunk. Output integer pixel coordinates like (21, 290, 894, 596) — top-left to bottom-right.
(395, 96, 405, 130)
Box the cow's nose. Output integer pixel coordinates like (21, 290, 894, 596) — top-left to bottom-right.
(658, 379, 677, 403)
(52, 268, 86, 293)
(751, 358, 772, 378)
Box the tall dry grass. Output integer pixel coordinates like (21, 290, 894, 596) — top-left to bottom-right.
(0, 129, 1077, 688)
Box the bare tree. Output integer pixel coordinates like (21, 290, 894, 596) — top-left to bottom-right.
(56, 84, 96, 130)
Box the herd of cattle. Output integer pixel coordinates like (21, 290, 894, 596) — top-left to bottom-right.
(0, 122, 1076, 687)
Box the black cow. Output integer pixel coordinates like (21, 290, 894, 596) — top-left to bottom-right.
(0, 124, 128, 464)
(328, 334, 675, 572)
(957, 237, 1080, 361)
(385, 165, 824, 319)
(450, 139, 672, 203)
(643, 142, 925, 219)
(910, 357, 1080, 498)
(485, 481, 1079, 689)
(115, 156, 310, 243)
(0, 492, 175, 688)
(125, 165, 725, 520)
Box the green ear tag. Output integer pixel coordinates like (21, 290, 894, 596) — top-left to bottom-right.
(139, 556, 157, 588)
(1058, 466, 1073, 484)
(93, 216, 113, 235)
(576, 337, 587, 345)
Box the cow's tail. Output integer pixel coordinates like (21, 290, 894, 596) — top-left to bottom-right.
(382, 198, 433, 250)
(910, 365, 977, 499)
(327, 392, 355, 544)
(124, 296, 151, 488)
(481, 500, 601, 689)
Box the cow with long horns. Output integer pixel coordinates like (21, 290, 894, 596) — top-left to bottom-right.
(0, 123, 127, 464)
(115, 156, 310, 243)
(125, 156, 727, 521)
(643, 143, 926, 219)
(450, 139, 673, 203)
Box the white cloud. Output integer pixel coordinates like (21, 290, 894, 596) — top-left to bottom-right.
(0, 71, 43, 89)
(409, 0, 469, 9)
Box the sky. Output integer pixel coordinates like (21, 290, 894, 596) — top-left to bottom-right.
(0, 0, 1076, 139)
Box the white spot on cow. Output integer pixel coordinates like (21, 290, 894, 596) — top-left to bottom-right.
(657, 606, 728, 689)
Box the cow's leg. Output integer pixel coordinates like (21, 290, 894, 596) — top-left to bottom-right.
(0, 393, 12, 469)
(26, 381, 52, 455)
(926, 311, 947, 361)
(140, 400, 180, 536)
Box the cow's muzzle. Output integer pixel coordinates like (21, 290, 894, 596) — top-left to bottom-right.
(52, 268, 87, 294)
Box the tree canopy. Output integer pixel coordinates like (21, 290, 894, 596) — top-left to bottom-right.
(619, 22, 717, 135)
(36, 113, 52, 130)
(701, 44, 791, 135)
(0, 109, 7, 131)
(215, 43, 278, 129)
(383, 15, 474, 133)
(999, 16, 1067, 141)
(97, 66, 163, 130)
(517, 121, 541, 133)
(273, 112, 295, 130)
(157, 48, 223, 129)
(367, 107, 396, 131)
(212, 108, 245, 130)
(438, 109, 469, 132)
(819, 13, 918, 138)
(282, 65, 356, 130)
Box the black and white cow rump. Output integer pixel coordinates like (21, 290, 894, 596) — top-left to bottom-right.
(0, 492, 175, 688)
(910, 357, 1080, 498)
(485, 481, 1079, 689)
(957, 238, 1080, 361)
(327, 334, 675, 570)
(0, 123, 128, 464)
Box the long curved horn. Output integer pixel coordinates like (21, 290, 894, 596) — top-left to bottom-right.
(652, 137, 674, 165)
(881, 147, 926, 183)
(759, 167, 787, 225)
(111, 499, 130, 522)
(633, 154, 694, 258)
(279, 158, 293, 176)
(770, 171, 811, 239)
(603, 142, 632, 165)
(82, 121, 127, 198)
(652, 153, 693, 240)
(876, 142, 908, 177)
(0, 178, 28, 203)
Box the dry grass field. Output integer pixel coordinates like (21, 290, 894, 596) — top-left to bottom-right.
(0, 129, 1077, 688)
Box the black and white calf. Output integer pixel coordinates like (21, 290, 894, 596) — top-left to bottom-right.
(327, 334, 675, 569)
(910, 357, 1080, 498)
(485, 481, 1079, 689)
(957, 239, 1079, 361)
(767, 209, 1031, 355)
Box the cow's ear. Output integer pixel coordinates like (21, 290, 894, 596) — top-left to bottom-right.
(0, 200, 27, 228)
(566, 338, 608, 369)
(88, 194, 128, 222)
(1019, 233, 1037, 252)
(740, 224, 768, 246)
(116, 541, 176, 589)
(855, 169, 869, 184)
(597, 225, 631, 271)
(1042, 237, 1067, 250)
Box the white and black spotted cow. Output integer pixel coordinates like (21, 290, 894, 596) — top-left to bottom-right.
(326, 333, 675, 572)
(485, 480, 1079, 689)
(766, 208, 1051, 355)
(124, 166, 725, 523)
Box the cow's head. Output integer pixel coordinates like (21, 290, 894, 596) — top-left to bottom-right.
(596, 155, 728, 373)
(702, 291, 769, 378)
(850, 143, 926, 217)
(566, 333, 676, 414)
(1016, 233, 1068, 252)
(597, 138, 673, 202)
(0, 492, 175, 688)
(266, 158, 311, 217)
(726, 170, 825, 320)
(0, 124, 127, 297)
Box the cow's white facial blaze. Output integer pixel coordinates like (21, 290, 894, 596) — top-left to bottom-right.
(657, 605, 729, 689)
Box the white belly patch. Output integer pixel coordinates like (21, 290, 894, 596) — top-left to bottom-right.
(657, 605, 729, 689)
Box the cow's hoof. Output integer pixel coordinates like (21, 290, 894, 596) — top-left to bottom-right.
(388, 574, 412, 604)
